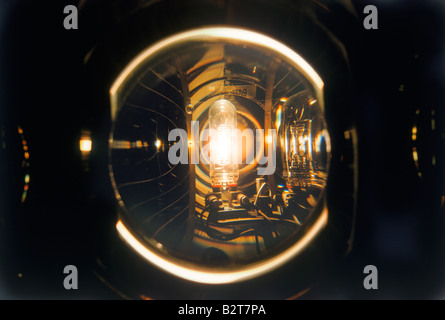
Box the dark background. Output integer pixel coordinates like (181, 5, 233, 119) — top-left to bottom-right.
(0, 0, 444, 299)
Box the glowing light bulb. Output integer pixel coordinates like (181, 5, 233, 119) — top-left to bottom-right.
(209, 99, 239, 189)
(79, 138, 92, 152)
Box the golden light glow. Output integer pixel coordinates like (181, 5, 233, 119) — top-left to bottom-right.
(116, 205, 328, 284)
(111, 140, 131, 149)
(412, 126, 417, 141)
(412, 149, 418, 162)
(195, 109, 264, 186)
(80, 138, 92, 152)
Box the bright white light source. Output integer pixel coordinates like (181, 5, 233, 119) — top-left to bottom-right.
(80, 139, 92, 152)
(209, 99, 239, 188)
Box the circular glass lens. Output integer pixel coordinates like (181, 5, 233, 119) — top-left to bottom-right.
(110, 27, 330, 284)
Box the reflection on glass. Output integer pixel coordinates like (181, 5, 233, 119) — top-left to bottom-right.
(280, 91, 328, 190)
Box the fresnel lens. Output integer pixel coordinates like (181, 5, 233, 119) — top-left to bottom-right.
(110, 27, 330, 285)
